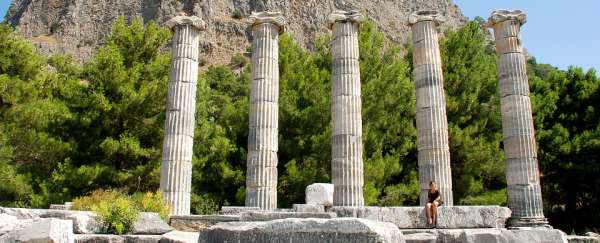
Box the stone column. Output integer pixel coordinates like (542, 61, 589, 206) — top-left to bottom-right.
(328, 10, 365, 206)
(409, 10, 454, 206)
(488, 10, 548, 227)
(160, 15, 205, 216)
(245, 12, 285, 210)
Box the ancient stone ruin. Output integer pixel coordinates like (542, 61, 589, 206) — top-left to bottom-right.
(1, 8, 596, 243)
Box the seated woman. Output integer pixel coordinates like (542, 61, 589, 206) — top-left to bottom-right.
(426, 181, 443, 227)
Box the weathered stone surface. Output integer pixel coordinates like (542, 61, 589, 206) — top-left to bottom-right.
(567, 235, 600, 243)
(75, 234, 124, 243)
(132, 213, 174, 235)
(409, 10, 453, 206)
(404, 233, 437, 243)
(0, 218, 74, 243)
(245, 11, 284, 210)
(50, 202, 74, 210)
(122, 235, 162, 243)
(160, 15, 205, 216)
(305, 183, 334, 206)
(219, 206, 261, 215)
(503, 228, 568, 243)
(401, 228, 568, 243)
(329, 10, 365, 207)
(198, 218, 405, 243)
(330, 206, 511, 229)
(160, 231, 199, 243)
(169, 215, 239, 232)
(6, 0, 466, 66)
(240, 211, 337, 221)
(293, 204, 325, 213)
(488, 9, 547, 227)
(0, 213, 22, 235)
(0, 208, 102, 234)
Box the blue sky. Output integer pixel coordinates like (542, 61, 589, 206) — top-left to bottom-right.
(1, 0, 598, 71)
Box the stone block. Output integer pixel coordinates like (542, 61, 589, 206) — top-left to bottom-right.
(219, 206, 262, 215)
(0, 208, 102, 234)
(122, 235, 161, 243)
(401, 228, 568, 243)
(239, 211, 337, 221)
(404, 233, 437, 243)
(169, 215, 239, 232)
(567, 235, 600, 243)
(292, 204, 325, 213)
(502, 228, 568, 243)
(75, 234, 124, 243)
(132, 213, 174, 235)
(160, 231, 199, 243)
(50, 202, 74, 210)
(305, 183, 334, 206)
(198, 218, 405, 243)
(329, 206, 511, 229)
(459, 228, 505, 243)
(0, 218, 74, 243)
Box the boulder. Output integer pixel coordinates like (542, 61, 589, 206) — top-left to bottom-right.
(132, 213, 174, 235)
(404, 233, 437, 243)
(0, 218, 74, 243)
(198, 218, 405, 243)
(305, 183, 334, 206)
(240, 211, 337, 221)
(74, 234, 124, 243)
(293, 204, 325, 213)
(219, 206, 261, 215)
(567, 235, 600, 243)
(329, 206, 511, 229)
(160, 231, 199, 243)
(169, 215, 239, 232)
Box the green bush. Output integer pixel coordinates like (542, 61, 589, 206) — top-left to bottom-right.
(72, 189, 122, 211)
(132, 191, 170, 220)
(95, 196, 139, 234)
(191, 193, 219, 215)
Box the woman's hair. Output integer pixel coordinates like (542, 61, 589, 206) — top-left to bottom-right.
(429, 181, 436, 186)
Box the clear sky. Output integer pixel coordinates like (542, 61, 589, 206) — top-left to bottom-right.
(0, 0, 598, 71)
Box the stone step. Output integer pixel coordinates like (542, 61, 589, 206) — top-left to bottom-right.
(401, 228, 568, 243)
(329, 206, 511, 229)
(170, 215, 239, 232)
(240, 211, 337, 221)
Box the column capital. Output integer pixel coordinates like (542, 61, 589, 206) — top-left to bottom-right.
(327, 10, 364, 30)
(487, 9, 527, 27)
(166, 15, 206, 31)
(408, 10, 445, 26)
(248, 11, 286, 33)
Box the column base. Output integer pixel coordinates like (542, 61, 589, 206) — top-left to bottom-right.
(508, 217, 549, 228)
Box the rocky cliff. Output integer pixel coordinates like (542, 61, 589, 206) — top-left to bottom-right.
(5, 0, 467, 65)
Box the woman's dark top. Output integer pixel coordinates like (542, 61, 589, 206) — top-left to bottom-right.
(428, 190, 440, 203)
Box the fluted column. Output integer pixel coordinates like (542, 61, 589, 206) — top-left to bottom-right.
(488, 10, 548, 227)
(409, 11, 454, 206)
(328, 10, 364, 206)
(245, 12, 285, 210)
(160, 15, 205, 216)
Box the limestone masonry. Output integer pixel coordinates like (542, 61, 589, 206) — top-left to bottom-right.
(160, 15, 206, 216)
(329, 10, 366, 207)
(487, 9, 548, 227)
(245, 11, 285, 210)
(409, 10, 454, 206)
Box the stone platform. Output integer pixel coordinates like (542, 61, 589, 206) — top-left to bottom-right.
(401, 228, 569, 243)
(328, 206, 511, 229)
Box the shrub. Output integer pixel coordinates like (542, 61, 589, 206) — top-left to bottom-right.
(191, 193, 219, 215)
(132, 191, 170, 220)
(94, 196, 139, 234)
(232, 10, 243, 19)
(72, 189, 122, 211)
(230, 53, 248, 68)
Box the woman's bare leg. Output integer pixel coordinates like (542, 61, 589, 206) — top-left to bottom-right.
(426, 203, 433, 225)
(432, 202, 439, 226)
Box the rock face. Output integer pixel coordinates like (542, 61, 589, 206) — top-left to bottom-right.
(198, 218, 406, 243)
(330, 206, 511, 229)
(5, 0, 466, 65)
